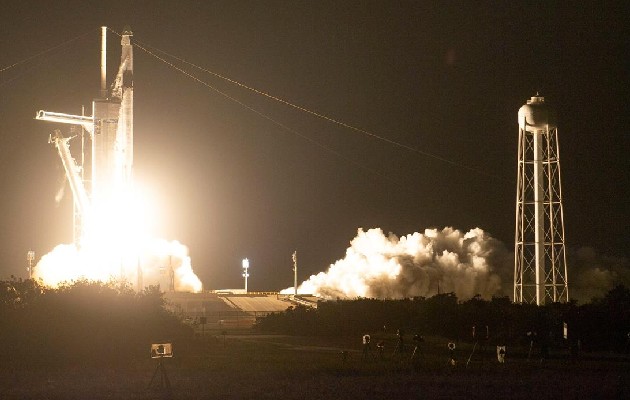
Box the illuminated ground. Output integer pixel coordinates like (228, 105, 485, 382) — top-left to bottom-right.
(163, 292, 313, 330)
(164, 292, 312, 315)
(220, 294, 297, 313)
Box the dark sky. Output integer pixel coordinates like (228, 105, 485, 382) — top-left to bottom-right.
(1, 1, 628, 291)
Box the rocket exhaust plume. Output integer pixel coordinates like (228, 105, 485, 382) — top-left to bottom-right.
(34, 182, 203, 292)
(33, 239, 202, 292)
(284, 227, 510, 300)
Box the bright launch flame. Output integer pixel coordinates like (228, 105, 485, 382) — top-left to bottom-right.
(33, 183, 203, 292)
(283, 227, 509, 300)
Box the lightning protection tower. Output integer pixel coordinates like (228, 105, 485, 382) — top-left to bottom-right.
(514, 95, 569, 305)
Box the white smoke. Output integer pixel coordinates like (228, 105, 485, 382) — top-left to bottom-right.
(285, 227, 510, 300)
(34, 238, 202, 292)
(569, 246, 630, 303)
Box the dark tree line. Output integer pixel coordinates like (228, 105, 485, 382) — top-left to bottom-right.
(0, 278, 192, 367)
(256, 286, 630, 352)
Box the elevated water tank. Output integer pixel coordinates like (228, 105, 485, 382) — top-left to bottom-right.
(518, 95, 557, 130)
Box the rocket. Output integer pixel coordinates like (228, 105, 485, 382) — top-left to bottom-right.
(36, 26, 134, 243)
(92, 26, 134, 207)
(32, 27, 204, 293)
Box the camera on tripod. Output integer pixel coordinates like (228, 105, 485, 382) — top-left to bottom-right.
(151, 343, 173, 358)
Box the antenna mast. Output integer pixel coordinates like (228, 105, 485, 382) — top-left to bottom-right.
(292, 251, 298, 296)
(100, 26, 107, 98)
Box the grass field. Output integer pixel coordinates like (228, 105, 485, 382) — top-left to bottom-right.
(1, 332, 628, 399)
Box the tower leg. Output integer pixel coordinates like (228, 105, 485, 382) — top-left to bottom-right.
(533, 131, 546, 305)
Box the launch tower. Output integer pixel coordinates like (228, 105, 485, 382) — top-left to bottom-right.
(30, 27, 203, 293)
(514, 95, 569, 304)
(35, 26, 133, 244)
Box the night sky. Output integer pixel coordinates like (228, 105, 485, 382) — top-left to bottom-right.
(1, 1, 628, 292)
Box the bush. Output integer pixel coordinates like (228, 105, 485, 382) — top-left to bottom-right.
(0, 278, 192, 367)
(256, 287, 630, 352)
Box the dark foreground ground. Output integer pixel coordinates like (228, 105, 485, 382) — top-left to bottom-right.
(0, 333, 628, 399)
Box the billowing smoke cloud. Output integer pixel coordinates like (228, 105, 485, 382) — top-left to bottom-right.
(285, 227, 511, 300)
(34, 239, 202, 292)
(569, 246, 630, 303)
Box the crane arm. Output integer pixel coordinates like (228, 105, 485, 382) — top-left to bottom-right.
(49, 130, 91, 217)
(36, 110, 94, 134)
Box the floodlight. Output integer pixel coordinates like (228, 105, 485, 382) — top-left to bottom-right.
(242, 258, 250, 292)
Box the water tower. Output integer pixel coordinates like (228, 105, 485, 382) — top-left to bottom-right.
(514, 95, 569, 305)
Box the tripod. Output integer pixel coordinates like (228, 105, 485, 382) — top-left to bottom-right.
(361, 335, 375, 362)
(392, 330, 405, 358)
(148, 358, 171, 393)
(411, 335, 424, 361)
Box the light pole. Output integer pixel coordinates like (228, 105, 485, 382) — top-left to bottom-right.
(137, 255, 143, 293)
(242, 258, 250, 293)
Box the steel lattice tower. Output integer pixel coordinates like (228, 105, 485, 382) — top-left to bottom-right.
(514, 95, 569, 305)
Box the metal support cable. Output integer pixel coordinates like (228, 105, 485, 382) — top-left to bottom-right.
(112, 29, 509, 182)
(0, 29, 95, 74)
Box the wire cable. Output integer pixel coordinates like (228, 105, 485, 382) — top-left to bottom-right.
(130, 39, 396, 184)
(111, 29, 509, 182)
(0, 29, 95, 74)
(130, 38, 509, 181)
